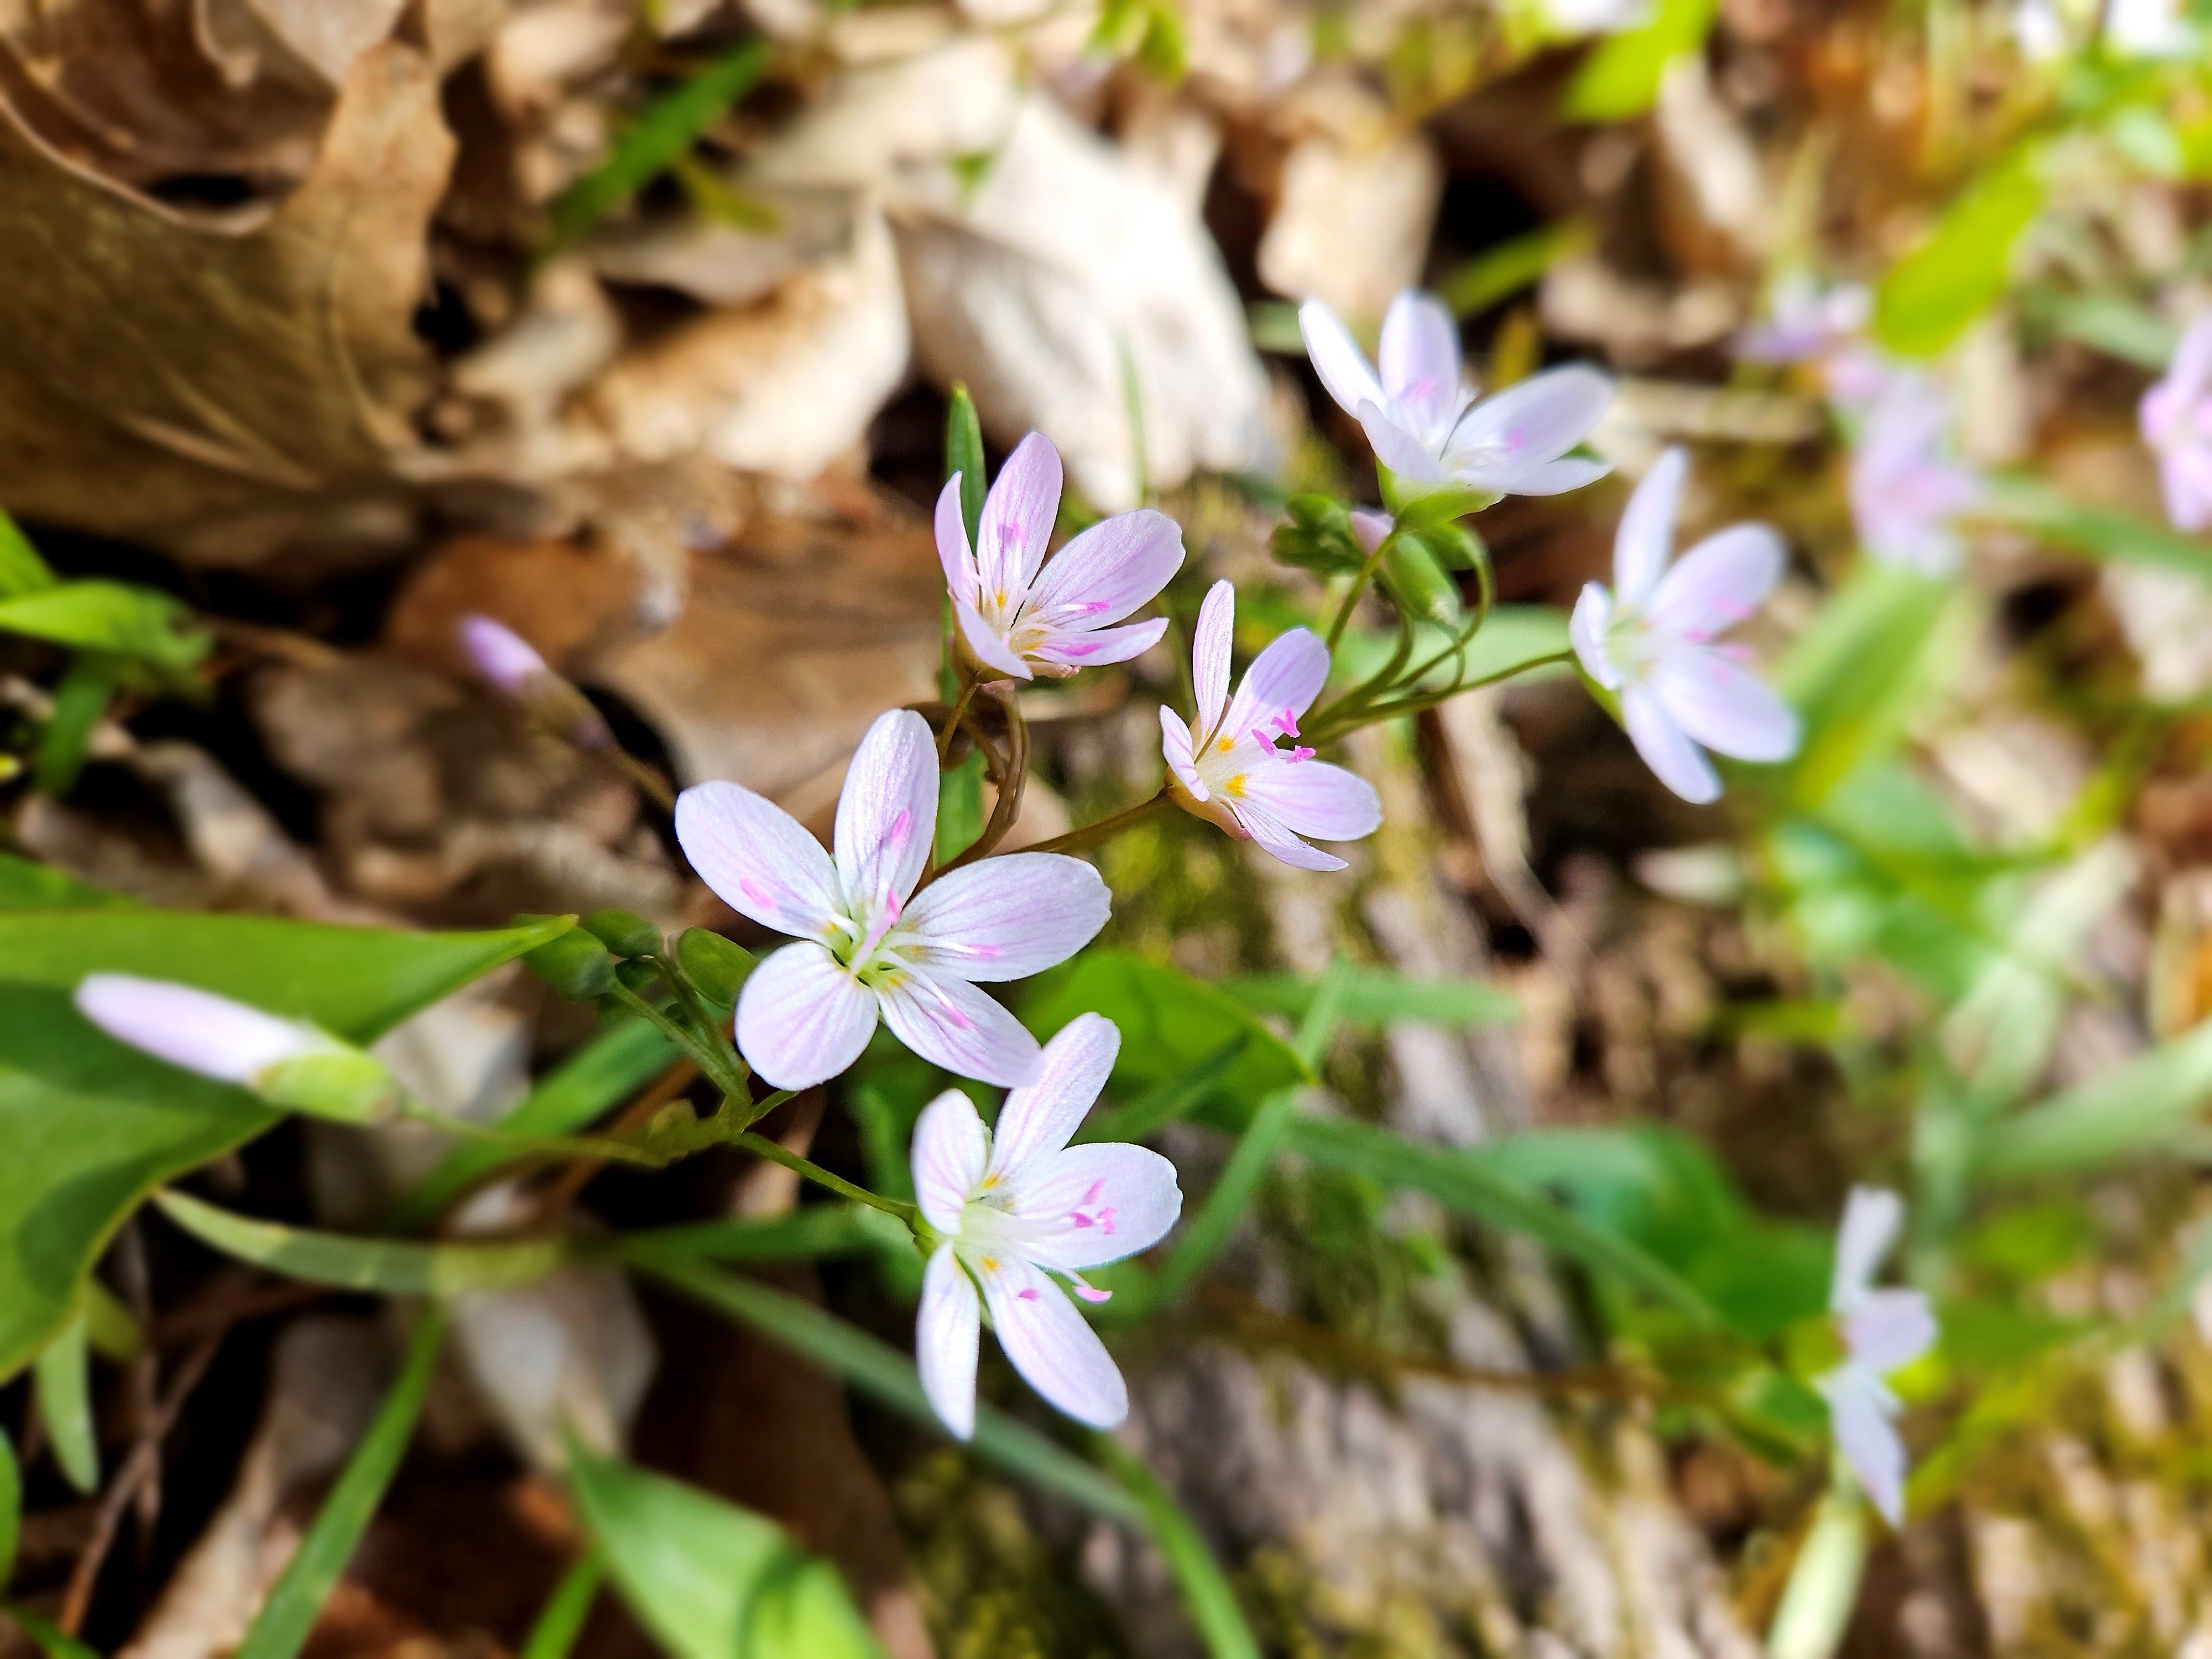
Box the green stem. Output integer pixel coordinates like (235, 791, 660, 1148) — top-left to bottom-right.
(399, 1107, 666, 1168)
(1323, 527, 1399, 653)
(1305, 650, 1575, 744)
(1022, 790, 1173, 856)
(732, 1133, 917, 1222)
(606, 983, 752, 1107)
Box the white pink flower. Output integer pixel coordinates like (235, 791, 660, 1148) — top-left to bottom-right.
(1299, 290, 1613, 498)
(676, 709, 1109, 1091)
(1160, 580, 1381, 871)
(1848, 373, 1983, 575)
(1735, 280, 1892, 411)
(940, 432, 1185, 681)
(75, 974, 340, 1084)
(911, 1014, 1181, 1437)
(1815, 1188, 1937, 1527)
(1569, 448, 1798, 805)
(2140, 314, 2212, 532)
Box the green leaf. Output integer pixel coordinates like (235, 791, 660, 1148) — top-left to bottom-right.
(0, 581, 206, 671)
(935, 747, 987, 864)
(567, 1442, 882, 1659)
(0, 1426, 18, 1589)
(1978, 473, 2212, 580)
(1438, 221, 1592, 317)
(544, 42, 773, 255)
(389, 1018, 681, 1233)
(0, 857, 129, 911)
(32, 1311, 95, 1494)
(1873, 147, 2046, 359)
(1075, 1040, 1247, 1145)
(237, 1306, 446, 1659)
(1975, 1019, 2212, 1179)
(1091, 1438, 1258, 1659)
(643, 1260, 1144, 1526)
(0, 512, 54, 599)
(1224, 969, 1517, 1029)
(1023, 951, 1307, 1107)
(521, 1556, 603, 1659)
(944, 383, 987, 549)
(4, 1606, 98, 1659)
(154, 1191, 566, 1294)
(1563, 0, 1716, 121)
(0, 911, 564, 1379)
(34, 659, 111, 798)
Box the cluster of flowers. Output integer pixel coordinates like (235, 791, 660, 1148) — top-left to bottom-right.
(70, 285, 1935, 1520)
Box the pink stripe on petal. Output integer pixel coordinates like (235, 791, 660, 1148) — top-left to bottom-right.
(977, 431, 1063, 593)
(675, 780, 840, 937)
(1015, 1141, 1182, 1271)
(1232, 800, 1348, 870)
(878, 972, 1041, 1086)
(1447, 364, 1614, 473)
(1649, 522, 1785, 639)
(834, 709, 939, 911)
(1379, 291, 1463, 435)
(901, 853, 1110, 983)
(1029, 618, 1168, 671)
(989, 1012, 1119, 1181)
(734, 941, 879, 1090)
(1160, 705, 1206, 800)
(934, 474, 978, 607)
(1192, 581, 1234, 735)
(974, 1255, 1128, 1428)
(954, 594, 1034, 680)
(1223, 627, 1330, 744)
(1233, 754, 1381, 843)
(1026, 507, 1184, 627)
(1649, 649, 1799, 764)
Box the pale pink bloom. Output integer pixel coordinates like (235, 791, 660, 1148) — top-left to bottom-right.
(1159, 581, 1382, 871)
(74, 974, 338, 1084)
(1348, 508, 1393, 554)
(1299, 291, 1613, 498)
(1815, 1188, 1937, 1527)
(1735, 281, 1892, 412)
(676, 709, 1109, 1091)
(911, 1014, 1181, 1437)
(940, 432, 1184, 681)
(1569, 448, 1798, 805)
(1848, 374, 1983, 575)
(2140, 315, 2212, 531)
(459, 614, 613, 749)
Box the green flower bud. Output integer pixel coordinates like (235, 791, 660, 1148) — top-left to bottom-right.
(1383, 534, 1463, 627)
(615, 958, 665, 997)
(256, 1048, 405, 1125)
(675, 927, 756, 1011)
(524, 929, 618, 1000)
(583, 909, 662, 958)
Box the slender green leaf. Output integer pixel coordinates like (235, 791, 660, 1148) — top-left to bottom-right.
(620, 1205, 910, 1266)
(1024, 951, 1307, 1107)
(1439, 221, 1592, 317)
(33, 1311, 95, 1494)
(1225, 969, 1517, 1030)
(0, 912, 564, 1379)
(237, 1306, 446, 1659)
(0, 512, 54, 599)
(544, 42, 773, 254)
(1076, 1040, 1247, 1145)
(1873, 147, 2045, 358)
(155, 1191, 565, 1294)
(935, 748, 987, 864)
(1976, 1019, 2212, 1179)
(82, 1279, 142, 1361)
(1139, 1089, 1300, 1316)
(521, 1556, 602, 1659)
(944, 383, 987, 547)
(4, 1606, 98, 1659)
(389, 1018, 681, 1232)
(2036, 291, 2177, 368)
(1978, 474, 2212, 580)
(567, 1442, 881, 1659)
(1092, 1437, 1258, 1659)
(643, 1261, 1145, 1525)
(33, 659, 111, 798)
(0, 1426, 18, 1589)
(1563, 0, 1716, 121)
(0, 581, 205, 671)
(0, 856, 130, 911)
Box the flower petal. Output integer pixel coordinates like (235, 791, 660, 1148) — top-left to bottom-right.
(1648, 649, 1799, 764)
(989, 1012, 1118, 1180)
(1192, 579, 1234, 737)
(674, 780, 840, 939)
(1569, 582, 1620, 690)
(912, 1087, 990, 1234)
(75, 974, 330, 1084)
(1830, 1186, 1905, 1311)
(935, 475, 977, 607)
(900, 853, 1110, 982)
(877, 970, 1041, 1086)
(1161, 705, 1206, 800)
(1232, 756, 1381, 843)
(834, 708, 938, 911)
(1461, 454, 1613, 497)
(1378, 290, 1463, 437)
(2168, 312, 2212, 405)
(1224, 626, 1331, 743)
(1621, 686, 1720, 805)
(977, 431, 1062, 597)
(1231, 801, 1349, 870)
(1011, 1142, 1183, 1271)
(1349, 509, 1393, 554)
(974, 1253, 1128, 1428)
(460, 614, 549, 697)
(734, 942, 879, 1091)
(1648, 522, 1784, 640)
(1819, 1364, 1908, 1527)
(1444, 364, 1613, 483)
(917, 1245, 981, 1440)
(1027, 618, 1168, 670)
(955, 594, 1034, 680)
(1843, 1288, 1937, 1375)
(1356, 400, 1448, 481)
(1613, 446, 1687, 606)
(1298, 297, 1386, 419)
(1026, 508, 1185, 628)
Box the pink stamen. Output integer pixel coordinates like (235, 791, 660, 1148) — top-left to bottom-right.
(1286, 746, 1314, 764)
(1273, 708, 1301, 739)
(1074, 1286, 1112, 1303)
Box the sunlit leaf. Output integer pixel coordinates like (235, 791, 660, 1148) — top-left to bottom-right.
(0, 512, 53, 599)
(154, 1191, 566, 1294)
(1975, 1018, 2212, 1178)
(1563, 0, 1716, 121)
(0, 581, 206, 672)
(1873, 147, 2045, 358)
(1024, 950, 1308, 1106)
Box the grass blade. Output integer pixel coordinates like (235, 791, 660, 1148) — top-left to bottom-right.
(0, 1426, 18, 1589)
(944, 383, 987, 545)
(156, 1191, 565, 1294)
(236, 1305, 447, 1659)
(520, 1555, 602, 1659)
(1092, 1437, 1258, 1659)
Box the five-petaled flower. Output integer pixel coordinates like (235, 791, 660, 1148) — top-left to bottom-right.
(941, 432, 1185, 681)
(2140, 314, 2212, 533)
(1300, 289, 1614, 499)
(1569, 447, 1799, 805)
(676, 708, 1109, 1091)
(1160, 580, 1382, 870)
(911, 1013, 1181, 1437)
(1815, 1187, 1937, 1527)
(1848, 373, 1983, 576)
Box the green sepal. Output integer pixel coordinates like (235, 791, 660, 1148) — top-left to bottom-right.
(1269, 495, 1364, 576)
(1380, 534, 1463, 627)
(255, 1048, 403, 1126)
(583, 909, 661, 959)
(523, 924, 618, 1000)
(675, 928, 756, 1012)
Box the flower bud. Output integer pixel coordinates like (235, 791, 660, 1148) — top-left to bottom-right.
(72, 974, 401, 1123)
(675, 927, 755, 1011)
(522, 928, 618, 1000)
(459, 614, 615, 750)
(615, 958, 664, 997)
(583, 909, 661, 958)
